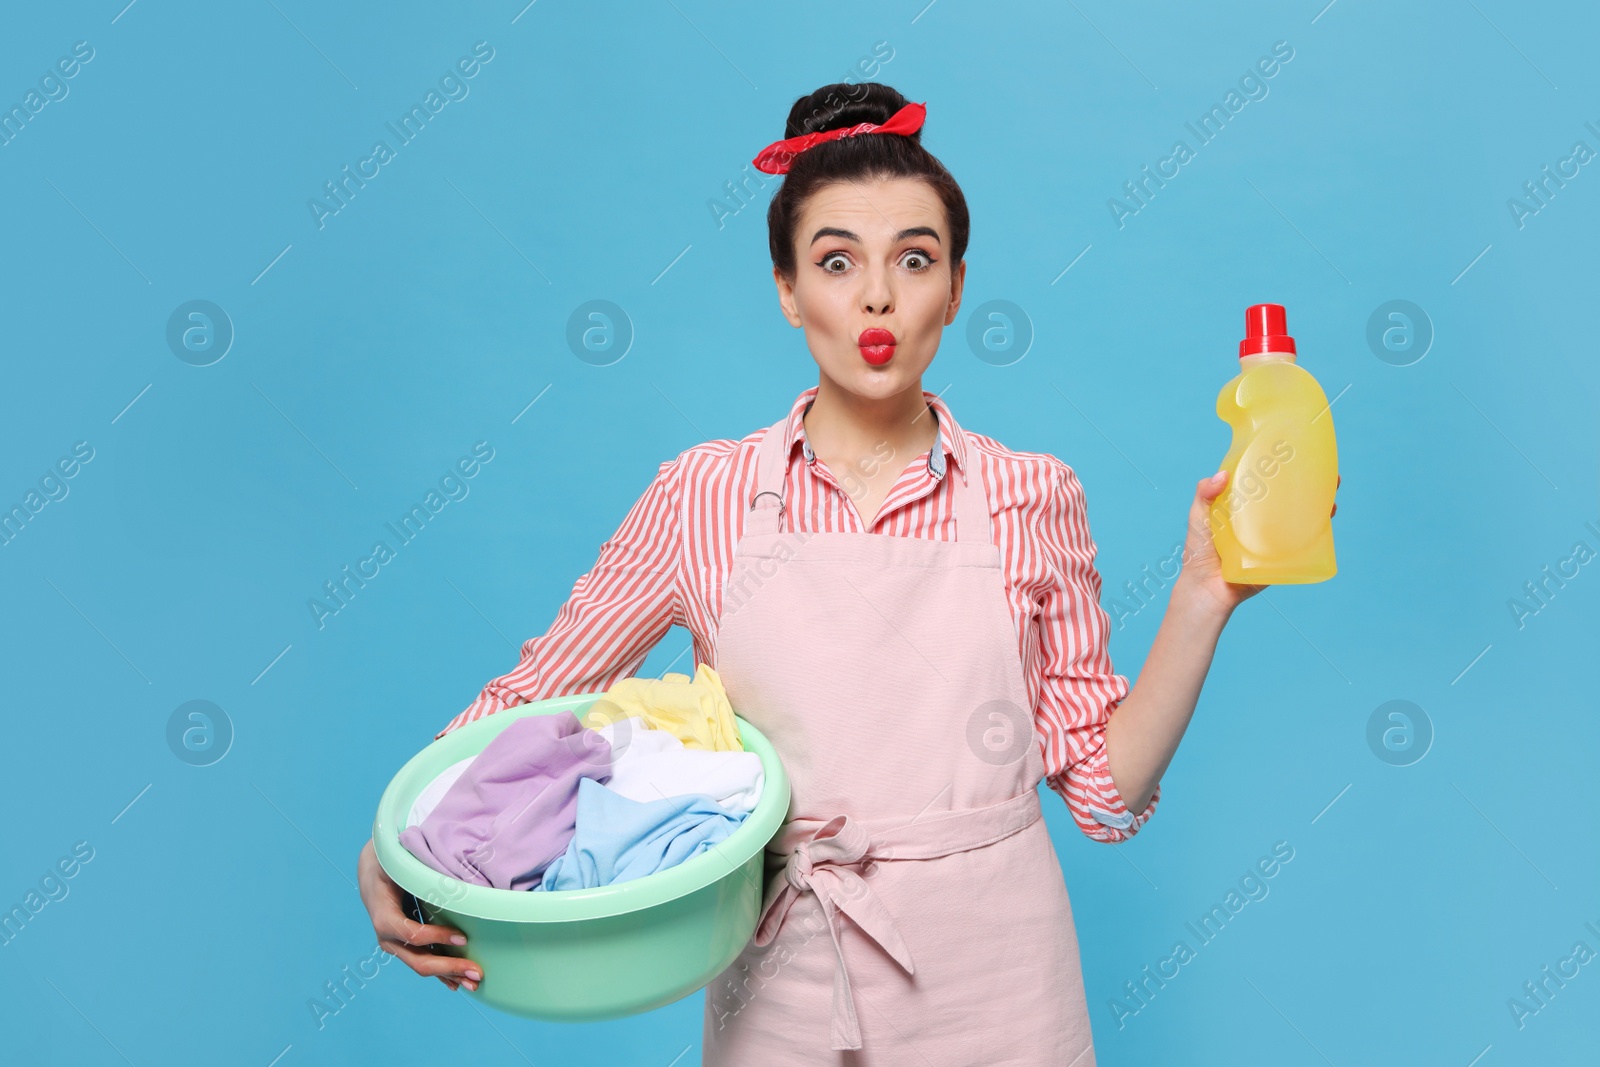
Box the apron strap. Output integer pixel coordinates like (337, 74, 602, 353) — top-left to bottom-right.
(745, 413, 792, 537)
(952, 451, 993, 547)
(745, 404, 994, 546)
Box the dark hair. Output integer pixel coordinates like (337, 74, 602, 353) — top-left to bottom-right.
(766, 82, 969, 279)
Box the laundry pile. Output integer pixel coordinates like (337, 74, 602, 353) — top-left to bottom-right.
(399, 664, 762, 892)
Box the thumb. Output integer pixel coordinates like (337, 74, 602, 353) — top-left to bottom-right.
(1198, 469, 1229, 503)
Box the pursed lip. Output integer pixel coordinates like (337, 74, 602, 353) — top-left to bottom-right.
(858, 328, 896, 347)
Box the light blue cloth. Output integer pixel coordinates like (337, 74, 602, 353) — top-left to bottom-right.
(534, 777, 747, 891)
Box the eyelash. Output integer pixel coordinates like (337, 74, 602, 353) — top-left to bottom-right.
(815, 248, 938, 274)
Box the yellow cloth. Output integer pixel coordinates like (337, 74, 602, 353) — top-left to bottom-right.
(580, 663, 743, 752)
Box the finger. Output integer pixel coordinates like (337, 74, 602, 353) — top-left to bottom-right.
(382, 939, 484, 983)
(373, 901, 467, 950)
(399, 917, 467, 950)
(1197, 470, 1228, 503)
(363, 849, 470, 948)
(1331, 502, 1337, 517)
(438, 975, 461, 991)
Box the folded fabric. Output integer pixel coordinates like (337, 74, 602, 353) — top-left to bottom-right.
(534, 777, 747, 892)
(399, 711, 611, 891)
(594, 721, 764, 815)
(579, 663, 743, 751)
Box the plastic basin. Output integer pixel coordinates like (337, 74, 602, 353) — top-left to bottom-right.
(371, 691, 790, 1021)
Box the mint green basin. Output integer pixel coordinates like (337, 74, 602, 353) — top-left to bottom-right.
(371, 692, 790, 1021)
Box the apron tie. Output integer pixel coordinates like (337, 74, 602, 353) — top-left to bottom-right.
(753, 813, 914, 1050)
(751, 789, 1043, 1051)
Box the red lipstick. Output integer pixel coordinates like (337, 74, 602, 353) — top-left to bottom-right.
(858, 328, 896, 366)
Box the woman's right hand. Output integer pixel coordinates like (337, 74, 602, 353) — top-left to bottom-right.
(358, 838, 482, 992)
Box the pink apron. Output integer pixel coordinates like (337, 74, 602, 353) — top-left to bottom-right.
(701, 413, 1097, 1065)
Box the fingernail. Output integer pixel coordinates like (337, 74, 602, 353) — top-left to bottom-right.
(1211, 470, 1227, 484)
(465, 969, 482, 981)
(449, 935, 466, 946)
(463, 980, 478, 991)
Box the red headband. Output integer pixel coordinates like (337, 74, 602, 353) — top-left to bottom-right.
(752, 101, 927, 175)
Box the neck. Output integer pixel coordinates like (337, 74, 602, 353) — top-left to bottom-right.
(803, 375, 937, 470)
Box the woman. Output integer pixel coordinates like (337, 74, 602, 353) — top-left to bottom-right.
(358, 82, 1336, 1063)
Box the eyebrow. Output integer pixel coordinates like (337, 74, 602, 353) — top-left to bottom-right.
(809, 225, 943, 246)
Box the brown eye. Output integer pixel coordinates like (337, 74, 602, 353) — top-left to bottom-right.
(820, 253, 851, 272)
(900, 250, 934, 271)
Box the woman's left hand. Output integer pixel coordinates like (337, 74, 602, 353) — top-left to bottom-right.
(1177, 470, 1340, 619)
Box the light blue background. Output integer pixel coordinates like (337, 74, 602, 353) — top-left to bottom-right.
(2, 1, 1595, 1064)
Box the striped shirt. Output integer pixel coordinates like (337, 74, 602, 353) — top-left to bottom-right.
(437, 385, 1159, 843)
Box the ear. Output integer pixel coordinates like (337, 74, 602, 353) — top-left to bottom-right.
(943, 258, 967, 327)
(774, 266, 803, 328)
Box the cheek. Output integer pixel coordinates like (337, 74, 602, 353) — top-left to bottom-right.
(906, 275, 953, 333)
(927, 272, 953, 309)
(793, 281, 850, 337)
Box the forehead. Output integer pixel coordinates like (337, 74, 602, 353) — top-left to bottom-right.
(795, 177, 946, 240)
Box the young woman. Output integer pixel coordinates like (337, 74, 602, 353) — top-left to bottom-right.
(357, 82, 1336, 1064)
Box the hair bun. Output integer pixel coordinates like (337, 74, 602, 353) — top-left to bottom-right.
(783, 82, 914, 141)
(764, 80, 968, 280)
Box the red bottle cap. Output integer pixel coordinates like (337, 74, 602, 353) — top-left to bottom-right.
(1240, 303, 1297, 358)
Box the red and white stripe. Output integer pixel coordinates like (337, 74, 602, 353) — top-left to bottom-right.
(436, 386, 1158, 843)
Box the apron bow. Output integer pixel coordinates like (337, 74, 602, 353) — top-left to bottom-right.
(753, 813, 914, 1051)
(747, 790, 1043, 1051)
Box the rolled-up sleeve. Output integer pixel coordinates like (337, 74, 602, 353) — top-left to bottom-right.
(1034, 459, 1159, 843)
(433, 456, 684, 739)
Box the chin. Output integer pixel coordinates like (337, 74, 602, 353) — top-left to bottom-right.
(834, 361, 919, 394)
(827, 350, 932, 387)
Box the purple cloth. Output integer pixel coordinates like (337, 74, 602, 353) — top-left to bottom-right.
(399, 711, 612, 890)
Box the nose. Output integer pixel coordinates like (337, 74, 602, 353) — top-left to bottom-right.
(862, 263, 893, 316)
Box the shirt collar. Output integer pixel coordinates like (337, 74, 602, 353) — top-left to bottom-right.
(782, 385, 968, 479)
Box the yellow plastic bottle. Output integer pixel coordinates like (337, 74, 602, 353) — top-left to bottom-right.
(1210, 303, 1338, 584)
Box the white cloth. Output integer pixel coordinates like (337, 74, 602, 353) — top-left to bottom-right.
(595, 721, 764, 815)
